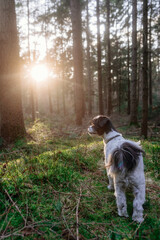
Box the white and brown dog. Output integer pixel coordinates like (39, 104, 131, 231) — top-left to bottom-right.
(88, 115, 145, 223)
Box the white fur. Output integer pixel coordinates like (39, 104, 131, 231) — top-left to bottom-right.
(103, 130, 145, 223)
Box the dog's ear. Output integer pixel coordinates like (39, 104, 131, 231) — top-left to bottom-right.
(99, 117, 109, 128)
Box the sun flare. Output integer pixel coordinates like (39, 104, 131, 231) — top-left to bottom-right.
(31, 64, 49, 82)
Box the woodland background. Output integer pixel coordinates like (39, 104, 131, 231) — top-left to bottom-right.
(0, 0, 160, 142)
(0, 0, 160, 239)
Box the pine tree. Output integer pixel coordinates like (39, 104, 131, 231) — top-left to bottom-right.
(130, 0, 138, 125)
(97, 0, 103, 114)
(70, 0, 84, 125)
(106, 0, 112, 115)
(0, 0, 26, 143)
(141, 0, 148, 138)
(86, 0, 92, 115)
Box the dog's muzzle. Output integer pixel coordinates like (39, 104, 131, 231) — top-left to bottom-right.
(88, 126, 96, 135)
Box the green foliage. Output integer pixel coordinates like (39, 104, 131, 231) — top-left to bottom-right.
(142, 141, 160, 179)
(0, 121, 160, 239)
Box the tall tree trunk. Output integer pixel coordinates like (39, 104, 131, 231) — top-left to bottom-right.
(27, 0, 35, 121)
(130, 0, 138, 125)
(115, 11, 120, 113)
(141, 0, 148, 138)
(127, 0, 130, 115)
(45, 0, 53, 115)
(70, 0, 84, 125)
(97, 0, 103, 114)
(60, 24, 66, 115)
(86, 0, 92, 115)
(137, 37, 141, 106)
(118, 53, 122, 113)
(0, 0, 26, 143)
(148, 0, 152, 108)
(106, 0, 112, 115)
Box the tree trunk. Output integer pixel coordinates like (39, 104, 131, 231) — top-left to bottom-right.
(60, 25, 66, 115)
(70, 0, 84, 125)
(106, 0, 112, 115)
(0, 0, 26, 143)
(44, 0, 53, 115)
(130, 0, 138, 125)
(118, 53, 122, 113)
(27, 0, 35, 121)
(141, 0, 148, 138)
(86, 0, 92, 115)
(97, 0, 103, 114)
(148, 0, 152, 108)
(127, 0, 130, 115)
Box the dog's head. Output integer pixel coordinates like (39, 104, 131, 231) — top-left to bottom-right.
(88, 115, 116, 136)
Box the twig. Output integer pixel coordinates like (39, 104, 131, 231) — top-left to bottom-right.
(61, 209, 76, 239)
(0, 221, 61, 239)
(133, 214, 147, 237)
(4, 189, 27, 225)
(2, 215, 14, 236)
(76, 187, 82, 240)
(0, 205, 12, 219)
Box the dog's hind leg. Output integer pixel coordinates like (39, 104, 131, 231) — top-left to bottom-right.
(132, 184, 145, 223)
(107, 175, 114, 190)
(106, 168, 114, 190)
(114, 178, 129, 218)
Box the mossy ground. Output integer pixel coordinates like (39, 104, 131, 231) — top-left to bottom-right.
(0, 118, 160, 239)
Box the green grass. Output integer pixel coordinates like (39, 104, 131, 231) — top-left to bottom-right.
(0, 120, 160, 239)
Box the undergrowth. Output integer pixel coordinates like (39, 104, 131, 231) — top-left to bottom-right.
(0, 120, 160, 239)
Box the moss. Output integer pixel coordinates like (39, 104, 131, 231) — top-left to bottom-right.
(0, 120, 159, 239)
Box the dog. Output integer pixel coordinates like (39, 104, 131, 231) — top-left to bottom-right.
(88, 115, 145, 223)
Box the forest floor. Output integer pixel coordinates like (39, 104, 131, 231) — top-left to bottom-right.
(0, 114, 160, 240)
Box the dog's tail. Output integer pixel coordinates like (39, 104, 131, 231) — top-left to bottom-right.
(108, 142, 144, 173)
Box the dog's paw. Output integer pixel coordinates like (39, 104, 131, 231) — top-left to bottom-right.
(107, 185, 114, 190)
(132, 216, 144, 223)
(118, 211, 129, 218)
(132, 211, 144, 223)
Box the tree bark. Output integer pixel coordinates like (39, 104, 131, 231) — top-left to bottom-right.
(127, 1, 130, 115)
(0, 0, 26, 143)
(70, 0, 84, 125)
(106, 0, 112, 115)
(148, 0, 152, 108)
(86, 0, 92, 115)
(130, 0, 138, 125)
(27, 0, 35, 121)
(44, 0, 53, 115)
(141, 0, 148, 138)
(97, 0, 103, 114)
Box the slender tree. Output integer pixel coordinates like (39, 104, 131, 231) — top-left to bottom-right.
(130, 0, 138, 125)
(127, 1, 130, 115)
(60, 24, 66, 115)
(70, 0, 84, 125)
(44, 0, 53, 115)
(0, 0, 26, 143)
(97, 0, 103, 114)
(148, 0, 152, 108)
(106, 0, 112, 115)
(86, 0, 92, 115)
(141, 0, 148, 138)
(27, 0, 35, 121)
